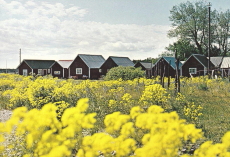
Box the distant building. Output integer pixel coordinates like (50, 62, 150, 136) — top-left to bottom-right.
(50, 60, 73, 78)
(100, 56, 134, 76)
(0, 69, 17, 74)
(134, 62, 153, 78)
(17, 59, 55, 76)
(210, 56, 230, 77)
(152, 57, 182, 78)
(181, 54, 215, 77)
(69, 54, 105, 79)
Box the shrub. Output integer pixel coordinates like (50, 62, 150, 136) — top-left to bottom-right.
(104, 66, 145, 81)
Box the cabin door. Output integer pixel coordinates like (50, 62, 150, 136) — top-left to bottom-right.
(23, 69, 28, 76)
(43, 69, 47, 75)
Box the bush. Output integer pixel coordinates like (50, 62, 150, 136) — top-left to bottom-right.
(104, 66, 145, 81)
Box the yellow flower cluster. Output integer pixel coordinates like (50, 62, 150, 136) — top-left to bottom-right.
(139, 84, 169, 108)
(184, 102, 203, 122)
(191, 131, 230, 157)
(77, 104, 203, 157)
(2, 98, 230, 156)
(2, 74, 230, 156)
(1, 98, 96, 157)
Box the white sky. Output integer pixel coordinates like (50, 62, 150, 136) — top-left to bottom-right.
(0, 0, 229, 68)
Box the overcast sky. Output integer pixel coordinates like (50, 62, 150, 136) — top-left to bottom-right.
(0, 0, 229, 68)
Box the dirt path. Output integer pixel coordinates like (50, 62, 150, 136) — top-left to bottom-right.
(0, 110, 12, 122)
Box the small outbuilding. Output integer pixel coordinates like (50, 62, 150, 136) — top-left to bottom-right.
(134, 62, 153, 78)
(210, 56, 230, 77)
(152, 57, 182, 78)
(17, 59, 55, 76)
(181, 54, 215, 77)
(50, 60, 73, 79)
(0, 69, 17, 74)
(69, 54, 105, 79)
(100, 56, 134, 76)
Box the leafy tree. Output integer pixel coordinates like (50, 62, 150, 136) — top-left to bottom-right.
(168, 0, 230, 61)
(104, 66, 145, 81)
(158, 51, 174, 58)
(168, 1, 212, 54)
(214, 10, 230, 67)
(214, 10, 230, 55)
(163, 40, 198, 60)
(133, 57, 159, 64)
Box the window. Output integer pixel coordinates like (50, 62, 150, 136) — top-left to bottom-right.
(189, 68, 197, 74)
(76, 68, 82, 74)
(99, 69, 102, 73)
(38, 69, 43, 75)
(54, 71, 60, 75)
(48, 69, 50, 73)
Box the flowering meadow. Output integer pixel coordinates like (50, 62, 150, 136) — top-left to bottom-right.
(1, 73, 230, 156)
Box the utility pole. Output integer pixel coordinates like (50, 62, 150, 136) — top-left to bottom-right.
(19, 48, 21, 64)
(151, 59, 153, 78)
(175, 49, 180, 94)
(208, 2, 211, 77)
(6, 60, 7, 73)
(168, 60, 171, 89)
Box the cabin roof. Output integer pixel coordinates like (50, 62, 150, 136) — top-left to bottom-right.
(110, 56, 134, 66)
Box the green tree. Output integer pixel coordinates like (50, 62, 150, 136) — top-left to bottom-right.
(163, 40, 198, 60)
(168, 1, 212, 54)
(168, 1, 230, 62)
(214, 10, 230, 67)
(104, 66, 145, 81)
(133, 57, 159, 64)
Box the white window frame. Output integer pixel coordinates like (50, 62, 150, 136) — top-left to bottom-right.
(76, 68, 82, 74)
(189, 68, 197, 74)
(38, 69, 43, 75)
(23, 69, 28, 76)
(54, 71, 60, 75)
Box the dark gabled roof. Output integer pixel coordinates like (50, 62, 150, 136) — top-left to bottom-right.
(17, 60, 56, 69)
(110, 56, 134, 67)
(182, 54, 215, 68)
(136, 62, 153, 69)
(162, 57, 182, 69)
(78, 54, 105, 68)
(192, 54, 209, 67)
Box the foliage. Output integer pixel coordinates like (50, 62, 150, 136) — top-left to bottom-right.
(168, 0, 230, 57)
(213, 10, 230, 59)
(163, 40, 198, 61)
(133, 57, 159, 64)
(104, 66, 145, 81)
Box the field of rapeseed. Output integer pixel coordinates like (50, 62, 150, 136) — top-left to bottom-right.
(1, 73, 230, 156)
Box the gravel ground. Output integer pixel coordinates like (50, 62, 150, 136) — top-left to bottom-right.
(0, 110, 25, 157)
(0, 110, 12, 122)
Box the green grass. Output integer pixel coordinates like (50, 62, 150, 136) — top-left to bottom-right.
(179, 79, 230, 143)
